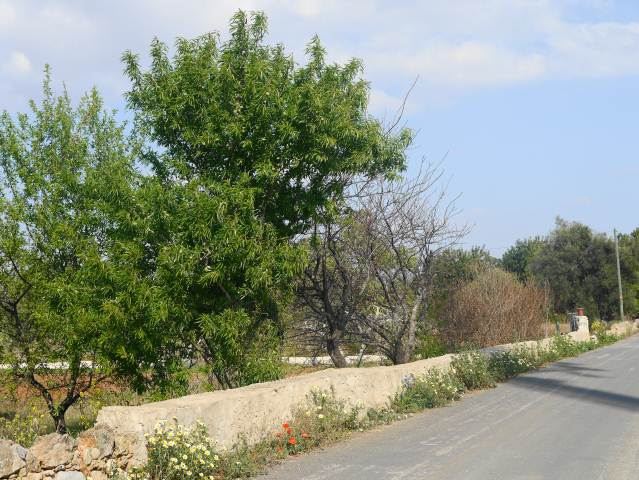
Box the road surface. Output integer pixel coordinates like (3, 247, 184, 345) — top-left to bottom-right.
(262, 334, 639, 480)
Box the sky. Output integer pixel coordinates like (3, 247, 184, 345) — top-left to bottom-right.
(1, 0, 638, 256)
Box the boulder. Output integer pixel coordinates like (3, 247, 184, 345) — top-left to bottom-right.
(0, 440, 28, 478)
(29, 434, 76, 471)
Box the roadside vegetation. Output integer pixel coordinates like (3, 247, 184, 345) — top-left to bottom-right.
(1, 8, 638, 455)
(113, 331, 626, 480)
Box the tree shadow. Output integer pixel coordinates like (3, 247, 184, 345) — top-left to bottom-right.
(510, 374, 639, 413)
(541, 361, 608, 378)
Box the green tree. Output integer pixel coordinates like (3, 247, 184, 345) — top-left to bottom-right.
(501, 237, 544, 282)
(0, 72, 141, 432)
(119, 10, 411, 383)
(130, 177, 301, 389)
(529, 218, 637, 320)
(122, 10, 411, 237)
(619, 228, 639, 317)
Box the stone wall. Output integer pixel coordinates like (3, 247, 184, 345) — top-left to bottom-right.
(0, 426, 143, 480)
(7, 318, 633, 480)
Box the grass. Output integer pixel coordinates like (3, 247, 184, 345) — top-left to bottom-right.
(111, 329, 631, 479)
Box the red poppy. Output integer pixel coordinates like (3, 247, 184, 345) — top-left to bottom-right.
(286, 427, 292, 435)
(282, 422, 290, 430)
(288, 436, 297, 445)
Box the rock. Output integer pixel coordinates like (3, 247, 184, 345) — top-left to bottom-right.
(87, 471, 108, 480)
(25, 473, 43, 480)
(54, 472, 85, 480)
(77, 427, 114, 470)
(113, 432, 147, 468)
(0, 439, 28, 478)
(29, 434, 76, 471)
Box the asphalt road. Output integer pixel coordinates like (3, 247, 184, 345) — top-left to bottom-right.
(261, 335, 639, 480)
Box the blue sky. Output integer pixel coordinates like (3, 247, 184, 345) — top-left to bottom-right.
(1, 0, 638, 255)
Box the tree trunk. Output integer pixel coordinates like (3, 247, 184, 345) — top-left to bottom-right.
(396, 294, 425, 364)
(53, 413, 67, 434)
(326, 332, 348, 368)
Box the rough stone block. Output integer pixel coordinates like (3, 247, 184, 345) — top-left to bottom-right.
(29, 434, 76, 471)
(87, 471, 107, 480)
(0, 440, 28, 478)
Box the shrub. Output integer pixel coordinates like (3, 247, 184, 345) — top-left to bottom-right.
(590, 320, 607, 337)
(392, 369, 463, 413)
(274, 389, 361, 453)
(0, 407, 49, 447)
(442, 268, 547, 349)
(451, 351, 495, 390)
(488, 349, 535, 382)
(414, 334, 447, 360)
(127, 421, 218, 480)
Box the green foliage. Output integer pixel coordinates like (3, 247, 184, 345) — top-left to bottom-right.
(619, 229, 639, 317)
(122, 10, 411, 237)
(590, 320, 607, 337)
(450, 351, 495, 390)
(116, 10, 411, 387)
(487, 349, 536, 382)
(392, 369, 463, 412)
(128, 178, 299, 389)
(501, 237, 544, 282)
(0, 406, 49, 447)
(414, 334, 447, 359)
(525, 218, 637, 320)
(427, 247, 496, 323)
(127, 422, 218, 480)
(0, 70, 142, 432)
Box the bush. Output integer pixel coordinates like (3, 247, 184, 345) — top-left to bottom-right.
(414, 334, 447, 360)
(392, 369, 463, 413)
(488, 349, 535, 382)
(442, 268, 547, 349)
(0, 407, 49, 447)
(450, 351, 495, 390)
(590, 320, 607, 337)
(126, 422, 218, 480)
(273, 389, 361, 453)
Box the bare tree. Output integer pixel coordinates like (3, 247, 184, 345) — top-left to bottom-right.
(296, 163, 467, 365)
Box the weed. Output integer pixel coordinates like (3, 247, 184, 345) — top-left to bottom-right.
(451, 351, 495, 390)
(392, 369, 463, 412)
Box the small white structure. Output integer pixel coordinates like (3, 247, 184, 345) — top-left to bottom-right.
(577, 315, 589, 333)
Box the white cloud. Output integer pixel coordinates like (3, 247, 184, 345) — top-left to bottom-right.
(3, 51, 31, 74)
(548, 21, 639, 77)
(368, 89, 403, 118)
(1, 0, 639, 113)
(369, 42, 546, 88)
(0, 1, 16, 28)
